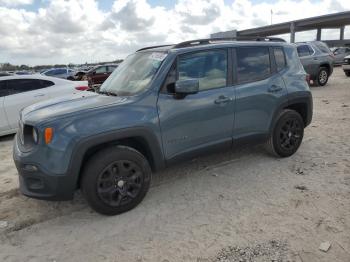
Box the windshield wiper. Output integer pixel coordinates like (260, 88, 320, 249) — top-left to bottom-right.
(97, 90, 118, 96)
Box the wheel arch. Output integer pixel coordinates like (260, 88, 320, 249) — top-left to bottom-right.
(269, 95, 313, 133)
(67, 127, 165, 189)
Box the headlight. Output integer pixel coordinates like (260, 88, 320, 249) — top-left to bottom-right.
(32, 128, 39, 144)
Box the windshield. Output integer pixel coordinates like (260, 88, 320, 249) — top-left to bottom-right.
(100, 51, 167, 96)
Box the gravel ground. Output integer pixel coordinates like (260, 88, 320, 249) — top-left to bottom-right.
(0, 68, 349, 262)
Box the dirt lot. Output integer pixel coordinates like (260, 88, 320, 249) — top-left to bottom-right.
(0, 68, 349, 262)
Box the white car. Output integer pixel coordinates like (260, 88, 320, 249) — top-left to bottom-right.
(0, 75, 88, 136)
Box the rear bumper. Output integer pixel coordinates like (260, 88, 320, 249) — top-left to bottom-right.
(342, 64, 350, 71)
(13, 136, 76, 201)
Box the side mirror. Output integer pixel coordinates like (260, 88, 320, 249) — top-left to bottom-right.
(175, 79, 199, 95)
(92, 71, 96, 75)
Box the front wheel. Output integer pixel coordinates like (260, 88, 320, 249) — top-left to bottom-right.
(316, 67, 329, 86)
(266, 110, 304, 157)
(81, 146, 152, 215)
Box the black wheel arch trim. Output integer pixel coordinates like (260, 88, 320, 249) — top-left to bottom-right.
(67, 127, 165, 189)
(269, 94, 313, 133)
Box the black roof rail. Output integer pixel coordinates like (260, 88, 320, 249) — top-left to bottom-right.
(173, 36, 286, 48)
(137, 44, 173, 52)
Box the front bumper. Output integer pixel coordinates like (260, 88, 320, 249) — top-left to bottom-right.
(13, 135, 76, 201)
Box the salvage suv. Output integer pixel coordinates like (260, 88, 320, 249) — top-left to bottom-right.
(14, 38, 313, 215)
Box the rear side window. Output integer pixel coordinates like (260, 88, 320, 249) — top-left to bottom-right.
(95, 66, 107, 74)
(297, 45, 312, 57)
(0, 81, 9, 97)
(7, 79, 44, 95)
(178, 49, 227, 91)
(314, 42, 331, 54)
(236, 47, 271, 83)
(273, 47, 286, 71)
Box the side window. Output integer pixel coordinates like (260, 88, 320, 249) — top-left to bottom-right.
(44, 69, 55, 76)
(107, 66, 117, 73)
(314, 42, 330, 54)
(41, 80, 55, 88)
(273, 47, 286, 71)
(56, 69, 67, 75)
(7, 79, 44, 95)
(236, 47, 271, 83)
(297, 45, 312, 57)
(95, 66, 107, 74)
(178, 49, 227, 91)
(0, 81, 9, 97)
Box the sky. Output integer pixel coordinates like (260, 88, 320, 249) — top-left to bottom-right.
(0, 0, 349, 66)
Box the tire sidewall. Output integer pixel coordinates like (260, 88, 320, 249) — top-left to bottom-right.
(81, 146, 152, 215)
(317, 68, 328, 86)
(272, 110, 304, 157)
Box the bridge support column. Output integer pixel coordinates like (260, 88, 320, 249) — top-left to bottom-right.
(316, 28, 322, 40)
(290, 22, 295, 43)
(340, 26, 345, 40)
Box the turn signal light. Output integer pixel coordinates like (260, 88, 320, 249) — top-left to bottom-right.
(44, 128, 54, 144)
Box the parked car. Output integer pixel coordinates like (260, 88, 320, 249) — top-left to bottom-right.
(0, 75, 88, 136)
(13, 38, 312, 215)
(84, 64, 118, 88)
(41, 68, 76, 80)
(343, 54, 350, 77)
(0, 72, 12, 77)
(15, 71, 33, 75)
(295, 41, 334, 86)
(333, 47, 350, 65)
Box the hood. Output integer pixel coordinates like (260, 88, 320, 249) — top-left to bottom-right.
(21, 91, 129, 124)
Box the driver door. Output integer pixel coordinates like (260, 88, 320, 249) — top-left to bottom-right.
(157, 49, 235, 161)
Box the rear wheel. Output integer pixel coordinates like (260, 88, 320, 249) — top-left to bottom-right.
(345, 71, 350, 77)
(266, 110, 304, 157)
(81, 146, 152, 215)
(316, 67, 329, 86)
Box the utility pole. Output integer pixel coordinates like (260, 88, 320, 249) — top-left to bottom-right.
(271, 9, 273, 25)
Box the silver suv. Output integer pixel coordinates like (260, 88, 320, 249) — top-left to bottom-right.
(296, 41, 334, 86)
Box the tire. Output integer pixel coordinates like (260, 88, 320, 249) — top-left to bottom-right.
(345, 71, 350, 77)
(266, 109, 304, 158)
(80, 146, 152, 215)
(316, 67, 329, 86)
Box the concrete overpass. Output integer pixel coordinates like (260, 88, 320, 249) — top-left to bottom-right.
(212, 11, 350, 46)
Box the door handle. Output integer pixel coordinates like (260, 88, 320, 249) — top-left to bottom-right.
(268, 85, 283, 93)
(214, 95, 232, 105)
(34, 94, 45, 97)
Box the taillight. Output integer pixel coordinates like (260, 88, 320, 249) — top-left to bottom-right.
(75, 86, 89, 91)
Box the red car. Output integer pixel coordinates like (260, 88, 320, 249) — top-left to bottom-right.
(84, 64, 118, 88)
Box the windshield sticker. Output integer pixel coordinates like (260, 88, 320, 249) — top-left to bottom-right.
(149, 52, 167, 61)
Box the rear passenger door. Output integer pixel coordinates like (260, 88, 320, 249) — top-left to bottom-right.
(4, 79, 49, 129)
(0, 81, 10, 133)
(233, 46, 288, 141)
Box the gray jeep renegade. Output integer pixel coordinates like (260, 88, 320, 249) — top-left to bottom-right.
(13, 38, 313, 215)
